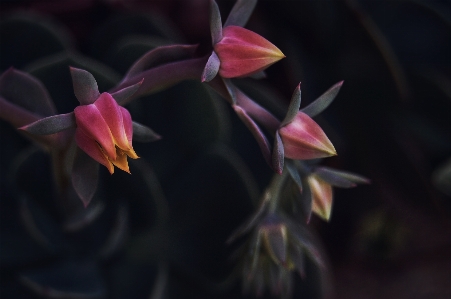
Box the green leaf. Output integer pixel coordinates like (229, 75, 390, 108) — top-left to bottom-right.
(224, 0, 258, 28)
(70, 67, 100, 105)
(301, 81, 343, 117)
(19, 112, 75, 135)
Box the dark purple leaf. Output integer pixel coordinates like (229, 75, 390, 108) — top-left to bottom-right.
(111, 79, 143, 105)
(20, 112, 75, 135)
(132, 121, 161, 142)
(0, 68, 56, 117)
(124, 44, 198, 80)
(71, 147, 99, 207)
(272, 131, 284, 174)
(224, 0, 258, 28)
(113, 57, 207, 105)
(70, 67, 100, 105)
(201, 51, 220, 82)
(301, 81, 343, 117)
(210, 0, 223, 44)
(281, 82, 301, 127)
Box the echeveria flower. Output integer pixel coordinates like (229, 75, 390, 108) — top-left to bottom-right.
(202, 0, 284, 82)
(279, 111, 336, 160)
(214, 26, 285, 79)
(276, 83, 336, 162)
(74, 92, 138, 174)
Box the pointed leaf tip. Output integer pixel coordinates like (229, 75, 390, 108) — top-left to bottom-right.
(111, 79, 143, 105)
(19, 112, 76, 135)
(301, 81, 343, 117)
(281, 83, 301, 127)
(70, 67, 100, 105)
(224, 0, 258, 28)
(72, 148, 99, 207)
(210, 0, 223, 45)
(201, 51, 221, 82)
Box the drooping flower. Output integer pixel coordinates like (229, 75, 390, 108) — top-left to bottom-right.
(279, 111, 336, 160)
(74, 92, 138, 174)
(201, 0, 285, 82)
(214, 26, 285, 79)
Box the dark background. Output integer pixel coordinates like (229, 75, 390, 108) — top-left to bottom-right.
(1, 0, 451, 298)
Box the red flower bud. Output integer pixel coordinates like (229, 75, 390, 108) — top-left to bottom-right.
(279, 112, 336, 160)
(214, 26, 285, 78)
(74, 92, 138, 174)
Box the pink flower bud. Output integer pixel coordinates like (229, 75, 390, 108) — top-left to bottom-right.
(214, 26, 285, 78)
(279, 112, 336, 160)
(74, 92, 138, 174)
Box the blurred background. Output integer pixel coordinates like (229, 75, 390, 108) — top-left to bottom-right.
(1, 0, 450, 298)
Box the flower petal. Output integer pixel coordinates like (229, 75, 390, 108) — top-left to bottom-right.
(279, 112, 336, 160)
(94, 93, 131, 152)
(75, 128, 114, 174)
(111, 149, 130, 174)
(215, 26, 285, 78)
(74, 103, 116, 160)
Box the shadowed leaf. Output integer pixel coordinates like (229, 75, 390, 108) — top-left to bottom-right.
(0, 68, 56, 117)
(70, 67, 100, 105)
(210, 0, 223, 44)
(124, 44, 198, 80)
(132, 121, 161, 142)
(301, 81, 343, 117)
(286, 160, 302, 192)
(281, 82, 301, 127)
(71, 148, 99, 207)
(20, 112, 75, 135)
(224, 0, 258, 28)
(111, 79, 143, 105)
(314, 166, 370, 188)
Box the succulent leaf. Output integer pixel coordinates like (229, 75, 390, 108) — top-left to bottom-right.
(301, 81, 343, 117)
(71, 147, 100, 207)
(224, 0, 258, 28)
(210, 0, 223, 45)
(70, 67, 100, 105)
(201, 51, 221, 82)
(132, 121, 161, 142)
(281, 82, 302, 127)
(19, 112, 75, 135)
